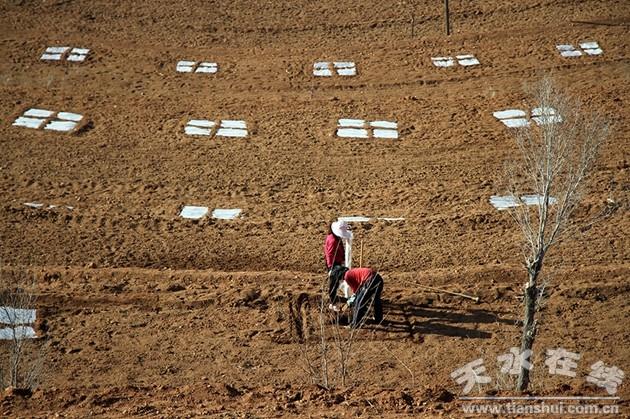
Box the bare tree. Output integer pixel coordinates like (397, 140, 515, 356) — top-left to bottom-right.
(504, 77, 611, 391)
(0, 269, 44, 390)
(290, 278, 373, 389)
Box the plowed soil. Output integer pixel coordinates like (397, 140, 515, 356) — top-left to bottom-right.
(0, 0, 628, 417)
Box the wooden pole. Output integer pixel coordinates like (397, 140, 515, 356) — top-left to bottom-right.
(444, 0, 451, 35)
(359, 238, 364, 267)
(418, 284, 479, 302)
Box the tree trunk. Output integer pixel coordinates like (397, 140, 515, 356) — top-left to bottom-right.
(517, 262, 541, 391)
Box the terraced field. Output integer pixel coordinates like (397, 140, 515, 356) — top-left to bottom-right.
(0, 1, 628, 416)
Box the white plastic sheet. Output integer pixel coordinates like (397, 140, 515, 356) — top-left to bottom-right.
(185, 120, 247, 137)
(24, 108, 54, 118)
(314, 61, 356, 76)
(0, 326, 36, 340)
(56, 112, 83, 121)
(373, 129, 398, 139)
(338, 216, 371, 223)
(185, 126, 212, 136)
(489, 195, 520, 210)
(493, 109, 527, 119)
(338, 119, 365, 127)
(337, 128, 369, 138)
(337, 119, 398, 139)
(180, 206, 209, 219)
(557, 42, 602, 58)
(212, 208, 242, 220)
(220, 120, 247, 129)
(45, 121, 78, 132)
(521, 195, 558, 206)
(188, 120, 215, 127)
(176, 61, 196, 72)
(431, 57, 455, 67)
(195, 62, 218, 73)
(0, 307, 36, 325)
(501, 118, 530, 128)
(41, 46, 88, 62)
(216, 128, 248, 138)
(13, 117, 46, 129)
(370, 121, 397, 129)
(490, 195, 558, 210)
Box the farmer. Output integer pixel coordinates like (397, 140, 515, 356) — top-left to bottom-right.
(323, 220, 352, 271)
(328, 266, 384, 328)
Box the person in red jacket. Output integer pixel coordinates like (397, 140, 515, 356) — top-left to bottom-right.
(323, 220, 352, 271)
(328, 266, 383, 328)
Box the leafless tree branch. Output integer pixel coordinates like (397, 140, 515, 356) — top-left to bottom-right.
(502, 77, 611, 391)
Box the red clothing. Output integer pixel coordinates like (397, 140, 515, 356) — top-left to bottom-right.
(344, 268, 376, 292)
(324, 234, 345, 268)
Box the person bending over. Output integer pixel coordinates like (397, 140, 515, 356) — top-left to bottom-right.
(328, 266, 384, 328)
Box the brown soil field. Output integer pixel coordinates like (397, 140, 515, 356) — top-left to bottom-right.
(0, 0, 628, 417)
